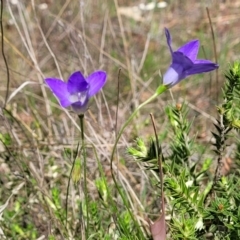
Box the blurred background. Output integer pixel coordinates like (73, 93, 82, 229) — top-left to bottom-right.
(0, 0, 240, 238)
(1, 0, 239, 135)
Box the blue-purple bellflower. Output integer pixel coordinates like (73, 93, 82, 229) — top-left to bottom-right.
(163, 28, 219, 87)
(45, 71, 107, 114)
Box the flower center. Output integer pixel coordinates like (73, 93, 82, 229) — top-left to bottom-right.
(69, 90, 89, 106)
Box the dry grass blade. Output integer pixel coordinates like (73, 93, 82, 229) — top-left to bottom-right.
(0, 182, 25, 215)
(6, 81, 38, 104)
(149, 113, 166, 240)
(0, 181, 25, 235)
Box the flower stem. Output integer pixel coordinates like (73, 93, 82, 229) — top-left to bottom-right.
(65, 142, 80, 228)
(79, 114, 89, 239)
(110, 85, 167, 234)
(111, 85, 167, 163)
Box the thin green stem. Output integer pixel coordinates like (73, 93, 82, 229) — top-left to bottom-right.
(65, 142, 80, 227)
(110, 85, 167, 164)
(79, 114, 89, 239)
(110, 85, 167, 237)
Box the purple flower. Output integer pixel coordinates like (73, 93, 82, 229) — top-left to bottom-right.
(163, 28, 219, 87)
(45, 71, 107, 114)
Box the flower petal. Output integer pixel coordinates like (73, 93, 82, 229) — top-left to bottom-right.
(45, 78, 72, 107)
(163, 52, 193, 86)
(163, 65, 183, 86)
(177, 40, 199, 61)
(186, 61, 219, 76)
(86, 71, 107, 97)
(163, 28, 219, 88)
(67, 71, 89, 94)
(164, 28, 173, 54)
(172, 52, 193, 70)
(194, 59, 216, 64)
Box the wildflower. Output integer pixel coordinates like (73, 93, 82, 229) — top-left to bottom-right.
(163, 28, 218, 87)
(45, 70, 107, 114)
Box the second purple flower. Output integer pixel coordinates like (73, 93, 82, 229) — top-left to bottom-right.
(163, 28, 219, 87)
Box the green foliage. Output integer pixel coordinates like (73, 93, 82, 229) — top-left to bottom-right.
(50, 186, 66, 224)
(127, 137, 157, 168)
(221, 62, 240, 128)
(72, 158, 81, 183)
(2, 197, 38, 240)
(95, 177, 108, 203)
(166, 104, 195, 170)
(0, 132, 11, 146)
(128, 62, 240, 239)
